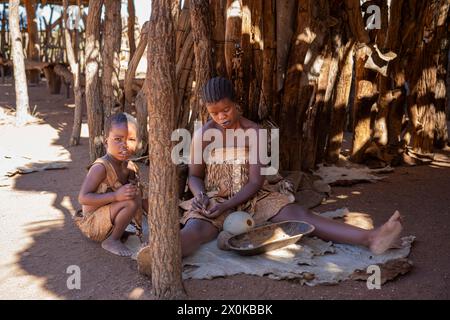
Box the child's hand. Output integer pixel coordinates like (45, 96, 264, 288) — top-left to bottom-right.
(114, 183, 139, 201)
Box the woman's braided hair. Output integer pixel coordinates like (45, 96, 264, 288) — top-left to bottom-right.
(201, 77, 236, 104)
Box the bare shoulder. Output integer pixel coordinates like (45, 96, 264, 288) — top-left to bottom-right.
(192, 120, 222, 147)
(87, 162, 107, 180)
(240, 117, 262, 131)
(192, 120, 214, 138)
(80, 162, 107, 193)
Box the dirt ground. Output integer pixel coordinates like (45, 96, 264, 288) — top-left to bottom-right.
(1, 79, 450, 300)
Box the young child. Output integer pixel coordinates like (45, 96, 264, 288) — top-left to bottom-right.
(76, 112, 148, 257)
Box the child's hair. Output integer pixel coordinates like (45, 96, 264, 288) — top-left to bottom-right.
(104, 112, 137, 137)
(201, 77, 236, 104)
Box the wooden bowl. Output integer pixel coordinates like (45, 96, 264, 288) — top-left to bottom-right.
(227, 221, 315, 256)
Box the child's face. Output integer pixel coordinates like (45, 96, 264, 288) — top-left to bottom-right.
(105, 122, 138, 161)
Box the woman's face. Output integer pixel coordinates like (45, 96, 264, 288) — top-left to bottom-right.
(206, 98, 239, 129)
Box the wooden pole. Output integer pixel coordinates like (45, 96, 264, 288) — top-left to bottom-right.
(190, 0, 214, 124)
(276, 0, 297, 93)
(326, 40, 355, 163)
(9, 0, 31, 125)
(224, 0, 242, 79)
(24, 0, 40, 83)
(85, 0, 104, 162)
(279, 0, 312, 170)
(1, 4, 7, 57)
(258, 0, 275, 120)
(102, 0, 122, 122)
(63, 0, 83, 146)
(124, 22, 149, 109)
(210, 0, 226, 76)
(127, 0, 136, 63)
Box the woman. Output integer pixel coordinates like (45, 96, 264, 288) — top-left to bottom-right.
(179, 77, 403, 257)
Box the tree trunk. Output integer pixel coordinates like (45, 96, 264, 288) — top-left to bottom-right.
(433, 1, 449, 149)
(258, 0, 275, 120)
(135, 85, 148, 157)
(176, 0, 191, 61)
(326, 40, 355, 163)
(372, 0, 401, 152)
(24, 0, 40, 83)
(24, 3, 38, 57)
(190, 0, 214, 124)
(447, 39, 450, 121)
(102, 0, 122, 123)
(279, 0, 313, 171)
(63, 0, 83, 146)
(124, 22, 149, 110)
(127, 0, 136, 62)
(176, 43, 195, 129)
(387, 69, 405, 149)
(409, 1, 449, 154)
(85, 0, 104, 162)
(351, 45, 378, 163)
(224, 0, 242, 80)
(9, 0, 31, 126)
(58, 14, 64, 62)
(146, 0, 186, 300)
(210, 0, 226, 76)
(302, 40, 331, 170)
(383, 0, 406, 150)
(276, 0, 297, 93)
(314, 36, 340, 165)
(42, 12, 52, 62)
(247, 0, 262, 121)
(239, 0, 251, 117)
(280, 0, 328, 170)
(1, 4, 7, 57)
(344, 0, 369, 43)
(298, 0, 330, 170)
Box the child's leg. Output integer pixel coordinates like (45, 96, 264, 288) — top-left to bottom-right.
(180, 219, 219, 257)
(271, 204, 402, 255)
(102, 199, 140, 256)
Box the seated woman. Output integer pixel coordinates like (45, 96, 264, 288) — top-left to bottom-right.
(178, 76, 403, 258)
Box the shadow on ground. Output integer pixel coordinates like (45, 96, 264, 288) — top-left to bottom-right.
(2, 79, 450, 299)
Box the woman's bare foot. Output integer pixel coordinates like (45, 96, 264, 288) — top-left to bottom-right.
(101, 237, 133, 257)
(369, 211, 403, 255)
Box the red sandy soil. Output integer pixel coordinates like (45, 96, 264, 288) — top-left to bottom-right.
(0, 80, 449, 300)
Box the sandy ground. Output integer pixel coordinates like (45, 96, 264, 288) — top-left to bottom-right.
(0, 80, 450, 300)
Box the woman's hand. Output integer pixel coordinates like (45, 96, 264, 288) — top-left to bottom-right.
(114, 183, 139, 201)
(191, 192, 209, 212)
(204, 202, 230, 219)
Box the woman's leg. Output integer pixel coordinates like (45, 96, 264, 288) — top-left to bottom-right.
(270, 204, 402, 254)
(102, 199, 139, 256)
(180, 218, 219, 257)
